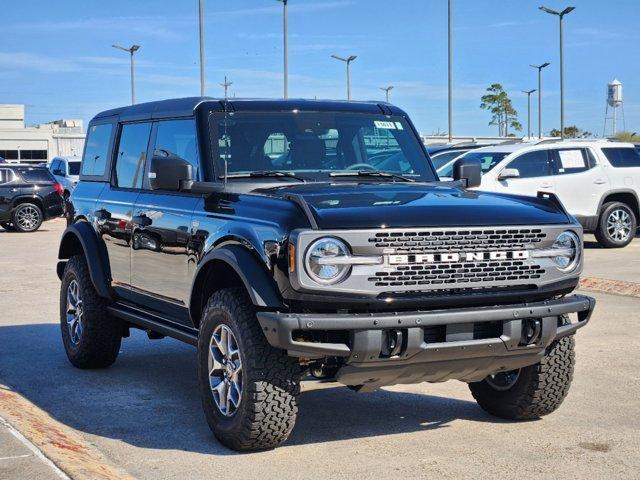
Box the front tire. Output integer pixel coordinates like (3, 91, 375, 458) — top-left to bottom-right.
(60, 255, 122, 368)
(469, 334, 575, 420)
(594, 201, 637, 248)
(198, 287, 300, 451)
(12, 203, 43, 232)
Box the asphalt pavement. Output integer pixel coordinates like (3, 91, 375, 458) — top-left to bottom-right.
(0, 219, 639, 479)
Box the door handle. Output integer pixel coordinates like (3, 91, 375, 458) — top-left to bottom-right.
(10, 188, 19, 193)
(539, 183, 553, 189)
(132, 214, 152, 227)
(594, 179, 607, 185)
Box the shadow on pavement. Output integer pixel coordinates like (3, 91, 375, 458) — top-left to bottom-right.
(0, 323, 501, 455)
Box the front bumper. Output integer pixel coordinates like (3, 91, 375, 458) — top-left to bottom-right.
(257, 294, 595, 389)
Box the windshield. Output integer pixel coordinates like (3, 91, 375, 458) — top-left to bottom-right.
(68, 162, 81, 175)
(210, 112, 436, 182)
(438, 151, 509, 177)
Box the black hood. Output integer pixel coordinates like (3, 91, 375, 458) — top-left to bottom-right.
(257, 182, 571, 229)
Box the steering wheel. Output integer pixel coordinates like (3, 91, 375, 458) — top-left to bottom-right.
(346, 163, 377, 171)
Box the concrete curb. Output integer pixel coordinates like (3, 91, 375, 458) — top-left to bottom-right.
(0, 384, 135, 480)
(579, 277, 640, 298)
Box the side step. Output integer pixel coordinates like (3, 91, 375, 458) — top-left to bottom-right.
(108, 305, 198, 346)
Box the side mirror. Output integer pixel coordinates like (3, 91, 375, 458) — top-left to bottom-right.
(149, 153, 193, 191)
(498, 168, 520, 180)
(452, 158, 482, 188)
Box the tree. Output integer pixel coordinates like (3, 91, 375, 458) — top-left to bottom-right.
(480, 83, 522, 137)
(549, 125, 593, 138)
(613, 131, 640, 142)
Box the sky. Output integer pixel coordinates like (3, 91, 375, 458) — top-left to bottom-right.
(1, 0, 638, 137)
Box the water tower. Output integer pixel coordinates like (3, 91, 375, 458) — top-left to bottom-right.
(603, 79, 624, 137)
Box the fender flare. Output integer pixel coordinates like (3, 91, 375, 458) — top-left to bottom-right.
(57, 222, 112, 299)
(190, 244, 283, 317)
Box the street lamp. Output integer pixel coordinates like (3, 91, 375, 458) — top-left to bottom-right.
(220, 76, 233, 100)
(112, 44, 141, 105)
(380, 86, 394, 102)
(276, 0, 288, 98)
(331, 54, 357, 100)
(199, 0, 206, 96)
(522, 89, 537, 139)
(448, 0, 453, 142)
(539, 5, 575, 139)
(530, 62, 550, 138)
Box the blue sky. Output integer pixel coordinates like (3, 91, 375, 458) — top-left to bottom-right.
(1, 0, 638, 136)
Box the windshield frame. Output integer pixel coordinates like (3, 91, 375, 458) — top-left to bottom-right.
(207, 110, 438, 183)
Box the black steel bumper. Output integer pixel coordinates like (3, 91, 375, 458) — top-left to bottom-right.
(257, 294, 595, 389)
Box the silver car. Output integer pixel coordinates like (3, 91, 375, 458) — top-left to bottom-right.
(49, 156, 82, 198)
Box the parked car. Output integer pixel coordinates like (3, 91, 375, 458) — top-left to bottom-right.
(438, 140, 640, 248)
(426, 143, 494, 170)
(49, 156, 82, 198)
(0, 164, 64, 232)
(57, 97, 594, 451)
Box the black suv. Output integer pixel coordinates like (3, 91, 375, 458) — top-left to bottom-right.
(57, 98, 595, 451)
(0, 164, 64, 232)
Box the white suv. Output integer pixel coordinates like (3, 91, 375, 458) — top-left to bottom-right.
(438, 140, 640, 248)
(48, 156, 82, 198)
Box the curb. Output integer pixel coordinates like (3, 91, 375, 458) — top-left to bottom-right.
(0, 385, 135, 480)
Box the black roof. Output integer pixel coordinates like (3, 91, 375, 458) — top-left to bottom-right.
(93, 97, 407, 123)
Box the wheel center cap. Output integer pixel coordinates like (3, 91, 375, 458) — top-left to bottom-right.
(225, 362, 234, 376)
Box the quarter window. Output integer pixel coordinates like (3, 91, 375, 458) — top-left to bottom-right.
(601, 147, 640, 168)
(506, 150, 552, 179)
(153, 120, 200, 181)
(114, 123, 152, 189)
(81, 124, 113, 176)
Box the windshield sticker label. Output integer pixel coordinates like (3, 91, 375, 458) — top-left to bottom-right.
(374, 121, 396, 130)
(394, 122, 404, 130)
(558, 149, 585, 169)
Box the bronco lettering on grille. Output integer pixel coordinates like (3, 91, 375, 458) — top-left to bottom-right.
(388, 250, 529, 265)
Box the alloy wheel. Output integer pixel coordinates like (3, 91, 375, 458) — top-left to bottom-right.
(16, 206, 40, 231)
(66, 280, 84, 345)
(607, 208, 632, 242)
(208, 324, 243, 416)
(485, 369, 520, 391)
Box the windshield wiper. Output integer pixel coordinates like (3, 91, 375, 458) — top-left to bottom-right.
(329, 170, 415, 182)
(220, 171, 307, 182)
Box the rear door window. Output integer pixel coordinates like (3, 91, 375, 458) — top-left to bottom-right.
(114, 123, 152, 189)
(506, 150, 552, 178)
(81, 123, 114, 176)
(17, 168, 55, 183)
(551, 148, 591, 175)
(0, 168, 15, 184)
(68, 162, 81, 175)
(601, 147, 640, 168)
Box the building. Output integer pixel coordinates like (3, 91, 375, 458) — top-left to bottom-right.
(0, 104, 85, 164)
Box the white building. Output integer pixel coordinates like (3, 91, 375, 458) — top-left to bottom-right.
(0, 104, 85, 164)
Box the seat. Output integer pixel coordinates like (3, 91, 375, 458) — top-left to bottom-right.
(289, 133, 326, 170)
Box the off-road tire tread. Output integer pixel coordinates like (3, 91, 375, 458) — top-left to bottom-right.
(60, 255, 121, 368)
(469, 334, 575, 420)
(594, 201, 637, 248)
(198, 287, 300, 451)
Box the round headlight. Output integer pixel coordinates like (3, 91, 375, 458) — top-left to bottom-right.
(552, 230, 580, 271)
(304, 237, 351, 285)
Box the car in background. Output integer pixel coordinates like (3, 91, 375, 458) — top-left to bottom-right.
(0, 164, 64, 232)
(49, 156, 82, 198)
(438, 140, 640, 248)
(426, 143, 497, 170)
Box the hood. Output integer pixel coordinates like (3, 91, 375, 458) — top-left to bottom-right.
(257, 182, 570, 229)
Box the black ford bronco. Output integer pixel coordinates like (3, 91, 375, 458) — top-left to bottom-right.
(57, 98, 595, 451)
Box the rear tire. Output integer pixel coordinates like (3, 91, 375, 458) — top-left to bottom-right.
(60, 255, 122, 368)
(594, 201, 637, 248)
(469, 333, 575, 420)
(198, 287, 300, 451)
(12, 203, 43, 232)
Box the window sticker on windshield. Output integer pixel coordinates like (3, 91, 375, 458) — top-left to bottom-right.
(558, 150, 585, 169)
(374, 121, 396, 130)
(394, 122, 404, 130)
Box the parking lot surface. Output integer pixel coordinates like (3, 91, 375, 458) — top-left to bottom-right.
(1, 219, 639, 479)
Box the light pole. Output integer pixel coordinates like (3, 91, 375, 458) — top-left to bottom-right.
(448, 0, 453, 142)
(539, 5, 575, 139)
(530, 62, 550, 138)
(331, 54, 357, 100)
(276, 0, 288, 98)
(220, 76, 232, 100)
(112, 44, 141, 105)
(522, 89, 537, 139)
(380, 86, 394, 102)
(199, 0, 206, 96)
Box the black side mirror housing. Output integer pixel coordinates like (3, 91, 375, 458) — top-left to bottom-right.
(452, 157, 482, 188)
(149, 154, 194, 191)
